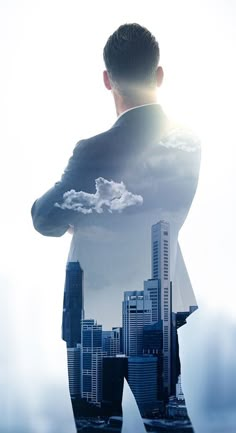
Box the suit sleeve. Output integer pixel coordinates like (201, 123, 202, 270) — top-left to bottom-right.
(31, 140, 86, 237)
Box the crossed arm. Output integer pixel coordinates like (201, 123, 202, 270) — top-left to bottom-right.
(31, 140, 85, 237)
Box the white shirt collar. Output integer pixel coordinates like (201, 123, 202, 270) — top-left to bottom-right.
(116, 102, 159, 120)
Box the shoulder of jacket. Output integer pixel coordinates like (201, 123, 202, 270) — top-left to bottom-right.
(160, 118, 201, 153)
(71, 127, 119, 160)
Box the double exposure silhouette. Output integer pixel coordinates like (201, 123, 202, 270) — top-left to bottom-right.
(31, 23, 201, 433)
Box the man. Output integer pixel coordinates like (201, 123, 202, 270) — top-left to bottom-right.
(31, 23, 201, 432)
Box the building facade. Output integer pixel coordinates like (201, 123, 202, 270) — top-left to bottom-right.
(122, 290, 152, 356)
(62, 261, 84, 348)
(144, 278, 161, 323)
(151, 221, 172, 396)
(102, 355, 128, 414)
(128, 356, 158, 415)
(81, 319, 103, 405)
(143, 321, 163, 399)
(102, 328, 122, 357)
(67, 345, 81, 398)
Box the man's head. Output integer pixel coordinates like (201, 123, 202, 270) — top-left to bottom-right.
(103, 23, 163, 109)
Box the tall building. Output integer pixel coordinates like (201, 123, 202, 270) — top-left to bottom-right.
(151, 221, 172, 396)
(67, 345, 81, 398)
(143, 321, 163, 399)
(144, 278, 161, 323)
(102, 355, 128, 414)
(102, 328, 122, 357)
(62, 261, 84, 348)
(128, 356, 158, 415)
(122, 290, 152, 356)
(81, 319, 103, 405)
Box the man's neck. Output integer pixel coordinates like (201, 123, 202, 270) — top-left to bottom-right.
(116, 102, 159, 120)
(113, 90, 158, 117)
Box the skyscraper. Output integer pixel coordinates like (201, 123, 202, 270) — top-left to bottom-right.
(151, 221, 172, 396)
(81, 319, 103, 405)
(62, 261, 84, 348)
(67, 345, 81, 398)
(144, 278, 161, 323)
(128, 356, 158, 415)
(122, 290, 152, 356)
(143, 321, 163, 399)
(102, 328, 122, 357)
(102, 355, 128, 414)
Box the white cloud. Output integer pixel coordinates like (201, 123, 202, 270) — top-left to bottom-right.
(159, 128, 201, 152)
(55, 177, 143, 214)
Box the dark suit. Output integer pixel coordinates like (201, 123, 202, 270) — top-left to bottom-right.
(31, 103, 201, 429)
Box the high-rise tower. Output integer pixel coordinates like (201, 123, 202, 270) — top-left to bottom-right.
(151, 221, 172, 396)
(102, 328, 122, 357)
(67, 346, 81, 398)
(128, 356, 158, 415)
(81, 319, 103, 405)
(62, 261, 84, 348)
(144, 278, 161, 323)
(122, 290, 152, 356)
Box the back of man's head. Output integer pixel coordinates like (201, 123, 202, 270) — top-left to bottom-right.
(103, 23, 160, 92)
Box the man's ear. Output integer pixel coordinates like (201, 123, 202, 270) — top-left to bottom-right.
(103, 70, 112, 90)
(156, 66, 164, 87)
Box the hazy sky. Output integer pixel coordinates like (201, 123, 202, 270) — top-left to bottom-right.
(1, 1, 236, 432)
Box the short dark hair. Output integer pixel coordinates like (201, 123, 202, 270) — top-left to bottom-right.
(103, 23, 160, 87)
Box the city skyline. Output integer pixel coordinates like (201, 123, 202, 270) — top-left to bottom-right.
(65, 218, 197, 425)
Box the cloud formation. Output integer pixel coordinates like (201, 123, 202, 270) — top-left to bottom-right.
(159, 127, 201, 152)
(55, 177, 143, 214)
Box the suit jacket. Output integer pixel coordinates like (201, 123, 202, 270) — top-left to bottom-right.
(31, 104, 201, 332)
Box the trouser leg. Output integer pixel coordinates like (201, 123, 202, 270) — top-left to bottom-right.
(66, 348, 124, 432)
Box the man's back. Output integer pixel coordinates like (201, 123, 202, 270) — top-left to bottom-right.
(32, 103, 201, 327)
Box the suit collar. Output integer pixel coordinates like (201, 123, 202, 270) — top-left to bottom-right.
(112, 103, 165, 129)
(116, 102, 160, 121)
